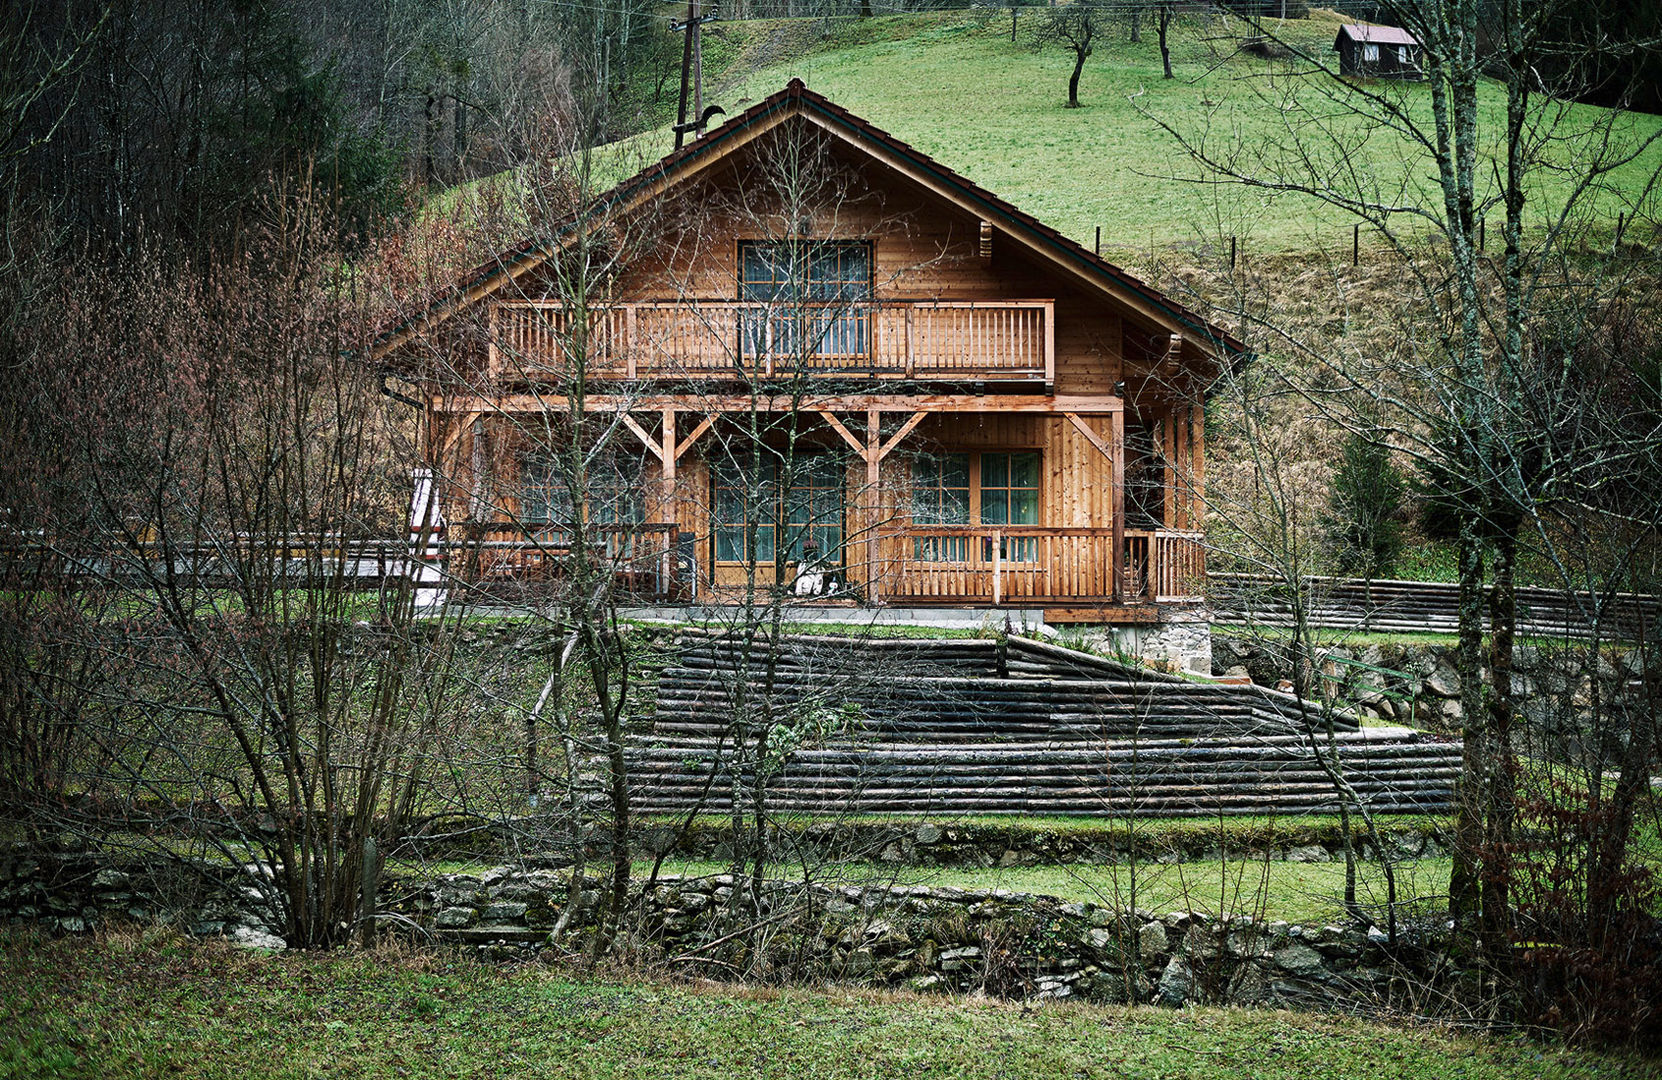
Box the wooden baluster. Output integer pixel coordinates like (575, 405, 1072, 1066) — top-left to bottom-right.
(992, 528, 1002, 605)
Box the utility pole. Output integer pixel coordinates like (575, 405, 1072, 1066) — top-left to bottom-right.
(672, 2, 721, 149)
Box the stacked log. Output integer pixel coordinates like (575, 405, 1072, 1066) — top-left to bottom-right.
(626, 632, 1459, 817)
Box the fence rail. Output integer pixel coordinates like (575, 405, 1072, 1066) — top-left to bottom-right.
(884, 526, 1205, 605)
(1212, 572, 1662, 640)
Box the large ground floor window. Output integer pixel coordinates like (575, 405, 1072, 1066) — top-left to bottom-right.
(910, 450, 1040, 562)
(713, 453, 845, 565)
(519, 454, 647, 557)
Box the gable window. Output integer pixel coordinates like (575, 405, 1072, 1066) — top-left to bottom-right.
(740, 240, 872, 361)
(714, 453, 845, 564)
(910, 450, 1040, 562)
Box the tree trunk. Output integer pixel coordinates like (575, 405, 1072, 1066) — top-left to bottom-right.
(1482, 526, 1518, 952)
(1447, 518, 1486, 938)
(1159, 7, 1173, 79)
(1068, 50, 1086, 107)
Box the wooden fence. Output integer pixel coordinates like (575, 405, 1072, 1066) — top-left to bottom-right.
(1212, 572, 1662, 640)
(491, 299, 1055, 383)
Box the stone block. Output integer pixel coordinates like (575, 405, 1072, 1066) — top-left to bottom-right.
(434, 907, 478, 929)
(480, 901, 528, 923)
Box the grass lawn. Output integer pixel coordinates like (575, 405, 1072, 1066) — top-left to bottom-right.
(443, 11, 1662, 263)
(3, 930, 1653, 1080)
(635, 856, 1450, 926)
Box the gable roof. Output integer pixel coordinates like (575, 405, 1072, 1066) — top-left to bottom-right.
(374, 80, 1247, 363)
(1335, 24, 1420, 47)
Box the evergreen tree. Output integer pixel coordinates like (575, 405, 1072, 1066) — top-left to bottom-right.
(1325, 431, 1404, 579)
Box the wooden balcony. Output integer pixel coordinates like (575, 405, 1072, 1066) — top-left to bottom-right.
(491, 300, 1054, 384)
(884, 526, 1205, 605)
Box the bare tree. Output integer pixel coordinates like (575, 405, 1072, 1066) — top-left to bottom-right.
(1032, 1, 1102, 108)
(1139, 0, 1662, 1007)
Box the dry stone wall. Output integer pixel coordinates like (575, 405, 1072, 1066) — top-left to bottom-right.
(1, 851, 1448, 1012)
(1212, 636, 1652, 747)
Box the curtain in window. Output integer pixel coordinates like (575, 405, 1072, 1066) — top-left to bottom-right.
(714, 453, 846, 564)
(520, 454, 646, 545)
(740, 241, 872, 360)
(911, 452, 971, 562)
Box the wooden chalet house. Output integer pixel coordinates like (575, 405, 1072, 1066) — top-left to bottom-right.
(1334, 24, 1424, 80)
(377, 81, 1242, 628)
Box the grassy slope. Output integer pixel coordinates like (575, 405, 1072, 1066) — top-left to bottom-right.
(687, 9, 1662, 257)
(5, 931, 1654, 1080)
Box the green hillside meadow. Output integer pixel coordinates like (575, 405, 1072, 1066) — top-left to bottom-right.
(659, 8, 1662, 259)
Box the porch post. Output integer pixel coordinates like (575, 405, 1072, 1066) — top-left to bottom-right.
(1111, 409, 1126, 603)
(660, 409, 677, 500)
(865, 408, 882, 604)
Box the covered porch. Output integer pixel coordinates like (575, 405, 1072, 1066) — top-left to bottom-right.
(423, 392, 1207, 613)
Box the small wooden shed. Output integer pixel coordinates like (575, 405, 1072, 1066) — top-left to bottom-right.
(1334, 24, 1423, 80)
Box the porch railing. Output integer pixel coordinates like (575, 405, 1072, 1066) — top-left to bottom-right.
(445, 522, 681, 600)
(884, 526, 1205, 605)
(491, 300, 1054, 383)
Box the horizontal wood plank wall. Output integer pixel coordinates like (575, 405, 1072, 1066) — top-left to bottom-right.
(588, 166, 1149, 396)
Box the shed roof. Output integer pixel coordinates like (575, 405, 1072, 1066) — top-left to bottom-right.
(1334, 23, 1420, 47)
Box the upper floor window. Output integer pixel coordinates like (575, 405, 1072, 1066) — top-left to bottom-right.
(740, 240, 872, 360)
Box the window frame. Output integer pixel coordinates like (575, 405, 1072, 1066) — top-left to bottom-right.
(738, 239, 874, 361)
(908, 449, 1043, 563)
(712, 451, 848, 566)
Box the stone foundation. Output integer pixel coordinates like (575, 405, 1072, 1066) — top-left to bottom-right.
(1086, 610, 1213, 675)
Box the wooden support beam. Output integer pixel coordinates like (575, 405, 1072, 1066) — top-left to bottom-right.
(1111, 409, 1126, 604)
(866, 408, 882, 604)
(817, 410, 866, 456)
(675, 414, 716, 461)
(1162, 412, 1178, 529)
(437, 411, 481, 459)
(1189, 400, 1206, 528)
(661, 410, 676, 482)
(619, 412, 664, 461)
(1062, 412, 1113, 462)
(435, 393, 1126, 415)
(876, 410, 929, 462)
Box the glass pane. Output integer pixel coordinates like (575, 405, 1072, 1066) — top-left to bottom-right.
(1010, 452, 1040, 489)
(982, 453, 1008, 489)
(1009, 487, 1039, 525)
(714, 456, 778, 562)
(521, 456, 574, 524)
(982, 494, 1009, 525)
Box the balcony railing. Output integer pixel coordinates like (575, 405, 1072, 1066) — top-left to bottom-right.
(884, 526, 1205, 605)
(491, 300, 1054, 383)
